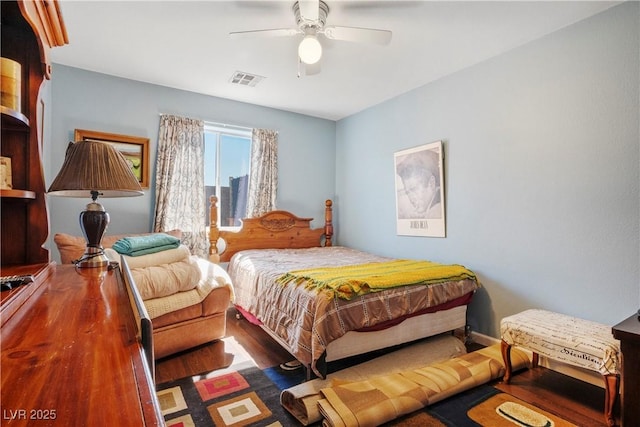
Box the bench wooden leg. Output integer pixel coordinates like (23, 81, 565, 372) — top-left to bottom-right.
(501, 339, 513, 383)
(501, 339, 540, 384)
(603, 374, 619, 427)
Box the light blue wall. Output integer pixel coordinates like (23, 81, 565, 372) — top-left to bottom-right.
(335, 2, 639, 337)
(47, 66, 336, 261)
(47, 3, 638, 340)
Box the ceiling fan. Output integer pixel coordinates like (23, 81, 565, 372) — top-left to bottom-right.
(229, 0, 392, 75)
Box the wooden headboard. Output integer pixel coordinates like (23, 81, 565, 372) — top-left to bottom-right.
(208, 197, 333, 263)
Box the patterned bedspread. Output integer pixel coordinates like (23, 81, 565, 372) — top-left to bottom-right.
(228, 246, 478, 377)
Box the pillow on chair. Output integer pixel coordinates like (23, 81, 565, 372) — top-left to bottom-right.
(54, 230, 183, 264)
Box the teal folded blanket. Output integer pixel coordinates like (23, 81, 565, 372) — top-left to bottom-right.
(112, 233, 181, 257)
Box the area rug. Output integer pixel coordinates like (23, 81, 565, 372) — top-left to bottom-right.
(157, 370, 576, 427)
(157, 366, 301, 427)
(422, 384, 579, 427)
(467, 392, 578, 427)
(316, 348, 513, 427)
(156, 337, 538, 427)
(156, 334, 465, 427)
(284, 343, 531, 426)
(406, 384, 500, 426)
(279, 334, 469, 425)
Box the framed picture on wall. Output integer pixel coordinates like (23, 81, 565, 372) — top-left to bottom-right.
(74, 129, 150, 188)
(394, 140, 445, 237)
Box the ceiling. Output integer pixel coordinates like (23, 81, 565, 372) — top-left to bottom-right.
(51, 1, 621, 121)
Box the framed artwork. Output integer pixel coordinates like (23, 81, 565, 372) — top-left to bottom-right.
(394, 140, 445, 237)
(74, 129, 150, 188)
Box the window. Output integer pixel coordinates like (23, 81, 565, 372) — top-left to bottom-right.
(204, 124, 251, 229)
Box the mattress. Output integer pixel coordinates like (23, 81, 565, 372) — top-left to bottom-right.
(228, 246, 478, 376)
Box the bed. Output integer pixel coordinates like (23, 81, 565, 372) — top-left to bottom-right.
(208, 197, 478, 378)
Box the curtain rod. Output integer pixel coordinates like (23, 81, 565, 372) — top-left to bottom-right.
(158, 113, 252, 132)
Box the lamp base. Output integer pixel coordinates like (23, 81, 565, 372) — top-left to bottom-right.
(77, 200, 110, 269)
(75, 247, 110, 268)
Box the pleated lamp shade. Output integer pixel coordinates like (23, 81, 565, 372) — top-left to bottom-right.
(48, 140, 143, 268)
(48, 140, 143, 197)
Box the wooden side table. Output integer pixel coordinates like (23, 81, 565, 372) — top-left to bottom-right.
(612, 313, 640, 427)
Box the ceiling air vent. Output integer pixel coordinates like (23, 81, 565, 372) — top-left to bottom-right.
(229, 71, 264, 87)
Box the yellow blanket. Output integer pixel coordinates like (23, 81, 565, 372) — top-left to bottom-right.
(276, 259, 476, 300)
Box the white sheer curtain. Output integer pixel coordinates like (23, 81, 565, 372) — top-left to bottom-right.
(246, 128, 278, 217)
(153, 115, 208, 257)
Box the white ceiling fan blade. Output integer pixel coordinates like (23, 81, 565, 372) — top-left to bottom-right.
(229, 28, 300, 39)
(298, 0, 319, 22)
(323, 26, 392, 45)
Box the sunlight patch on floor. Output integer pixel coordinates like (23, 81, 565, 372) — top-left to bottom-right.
(194, 336, 257, 381)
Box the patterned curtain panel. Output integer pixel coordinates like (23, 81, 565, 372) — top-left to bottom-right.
(153, 115, 208, 257)
(246, 128, 278, 217)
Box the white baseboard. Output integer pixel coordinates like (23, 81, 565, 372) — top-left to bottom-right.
(469, 331, 604, 389)
(469, 331, 500, 347)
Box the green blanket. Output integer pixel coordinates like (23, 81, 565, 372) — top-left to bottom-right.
(276, 259, 476, 300)
(112, 233, 180, 257)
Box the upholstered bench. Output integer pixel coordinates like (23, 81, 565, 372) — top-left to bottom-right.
(500, 309, 620, 426)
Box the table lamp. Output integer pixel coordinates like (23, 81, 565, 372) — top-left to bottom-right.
(48, 140, 144, 268)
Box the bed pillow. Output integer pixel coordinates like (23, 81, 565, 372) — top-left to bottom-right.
(54, 230, 183, 264)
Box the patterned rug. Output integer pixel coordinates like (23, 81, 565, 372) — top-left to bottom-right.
(157, 366, 301, 427)
(467, 392, 577, 426)
(157, 374, 575, 427)
(156, 338, 575, 427)
(403, 384, 578, 427)
(382, 384, 576, 427)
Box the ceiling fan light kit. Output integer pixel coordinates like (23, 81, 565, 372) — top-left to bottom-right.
(230, 0, 392, 73)
(298, 34, 322, 64)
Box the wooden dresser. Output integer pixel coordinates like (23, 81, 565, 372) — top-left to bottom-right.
(1, 262, 163, 426)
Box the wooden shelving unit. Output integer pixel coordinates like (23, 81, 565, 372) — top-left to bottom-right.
(0, 105, 29, 126)
(0, 0, 68, 268)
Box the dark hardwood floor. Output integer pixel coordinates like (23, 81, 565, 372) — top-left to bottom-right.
(156, 308, 613, 426)
(155, 307, 296, 384)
